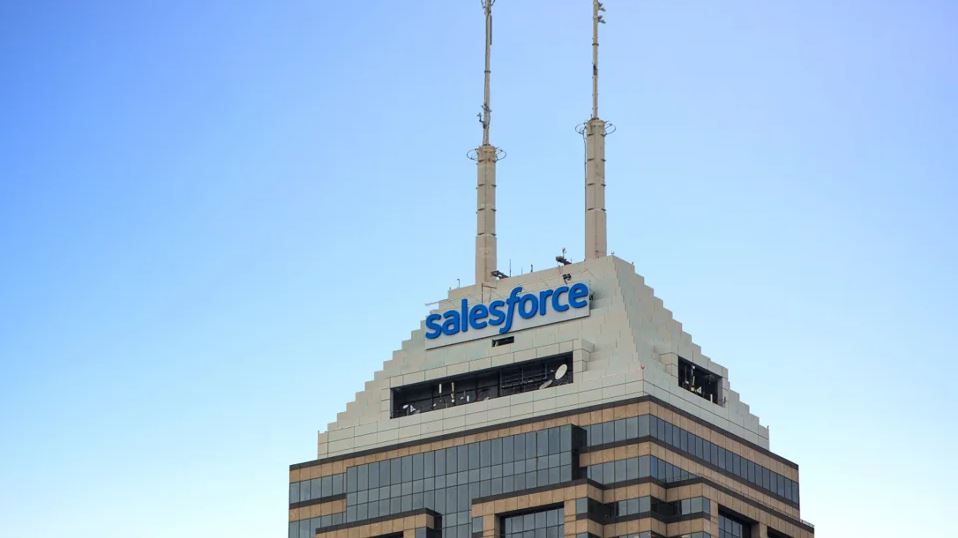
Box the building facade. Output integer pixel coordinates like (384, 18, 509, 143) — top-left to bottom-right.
(289, 4, 812, 537)
(287, 257, 814, 538)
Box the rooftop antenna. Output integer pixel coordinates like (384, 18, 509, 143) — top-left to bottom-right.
(469, 0, 505, 285)
(577, 0, 614, 260)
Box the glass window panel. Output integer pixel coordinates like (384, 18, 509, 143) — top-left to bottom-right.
(514, 434, 526, 460)
(413, 453, 424, 480)
(590, 464, 602, 483)
(561, 425, 572, 452)
(379, 460, 391, 486)
(525, 432, 537, 457)
(638, 455, 650, 477)
(445, 447, 457, 473)
(614, 419, 626, 442)
(491, 438, 503, 465)
(625, 417, 639, 439)
(502, 436, 514, 463)
(615, 459, 626, 482)
(346, 466, 358, 491)
(602, 422, 614, 444)
(468, 443, 480, 470)
(626, 457, 638, 480)
(638, 415, 650, 437)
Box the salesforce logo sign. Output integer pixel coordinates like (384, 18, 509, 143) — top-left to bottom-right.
(424, 283, 591, 349)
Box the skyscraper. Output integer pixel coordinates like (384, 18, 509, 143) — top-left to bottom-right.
(288, 3, 813, 537)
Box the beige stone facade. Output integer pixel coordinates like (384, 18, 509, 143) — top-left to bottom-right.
(289, 256, 813, 537)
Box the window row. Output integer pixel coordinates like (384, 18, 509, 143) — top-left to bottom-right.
(345, 425, 575, 494)
(502, 507, 564, 538)
(292, 425, 576, 507)
(392, 354, 573, 417)
(718, 513, 749, 538)
(576, 495, 709, 523)
(618, 496, 710, 519)
(289, 472, 345, 504)
(583, 415, 800, 504)
(615, 534, 710, 538)
(585, 455, 695, 485)
(346, 453, 573, 501)
(287, 512, 344, 538)
(344, 466, 573, 524)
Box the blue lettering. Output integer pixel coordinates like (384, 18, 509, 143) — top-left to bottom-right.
(501, 286, 524, 334)
(469, 304, 489, 330)
(488, 300, 506, 326)
(441, 310, 460, 336)
(425, 314, 443, 339)
(569, 283, 589, 308)
(426, 283, 591, 341)
(551, 286, 570, 312)
(518, 293, 538, 319)
(538, 289, 554, 315)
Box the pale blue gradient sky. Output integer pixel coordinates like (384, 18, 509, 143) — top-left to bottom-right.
(1, 1, 955, 536)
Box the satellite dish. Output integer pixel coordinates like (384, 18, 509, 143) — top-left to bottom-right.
(539, 379, 554, 390)
(555, 364, 568, 380)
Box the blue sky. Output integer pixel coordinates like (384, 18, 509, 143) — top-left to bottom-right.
(1, 1, 955, 536)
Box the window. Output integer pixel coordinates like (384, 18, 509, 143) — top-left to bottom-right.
(719, 511, 751, 538)
(678, 357, 723, 405)
(501, 506, 564, 538)
(392, 353, 573, 417)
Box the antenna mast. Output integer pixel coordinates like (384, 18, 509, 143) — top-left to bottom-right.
(472, 0, 503, 284)
(481, 0, 493, 146)
(581, 0, 611, 260)
(592, 0, 601, 119)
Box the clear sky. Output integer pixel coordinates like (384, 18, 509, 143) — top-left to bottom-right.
(1, 1, 955, 536)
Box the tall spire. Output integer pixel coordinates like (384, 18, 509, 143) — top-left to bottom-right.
(474, 0, 501, 284)
(583, 0, 609, 260)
